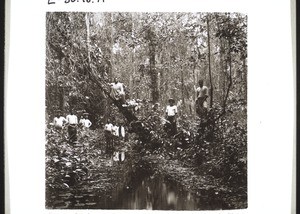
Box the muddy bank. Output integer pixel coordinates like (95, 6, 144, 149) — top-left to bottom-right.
(142, 154, 247, 210)
(45, 128, 136, 209)
(46, 151, 135, 209)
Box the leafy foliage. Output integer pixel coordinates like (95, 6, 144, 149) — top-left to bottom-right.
(46, 12, 247, 209)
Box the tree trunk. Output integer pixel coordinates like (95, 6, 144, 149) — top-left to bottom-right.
(129, 13, 135, 100)
(55, 66, 59, 110)
(129, 74, 133, 99)
(243, 58, 247, 99)
(223, 39, 232, 112)
(85, 13, 91, 65)
(87, 67, 164, 149)
(59, 86, 64, 111)
(148, 28, 159, 104)
(181, 67, 185, 111)
(104, 13, 114, 122)
(220, 37, 226, 103)
(207, 15, 213, 108)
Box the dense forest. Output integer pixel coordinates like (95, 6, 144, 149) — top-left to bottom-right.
(45, 12, 247, 210)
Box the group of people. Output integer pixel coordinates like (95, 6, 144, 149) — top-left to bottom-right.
(49, 78, 209, 161)
(108, 77, 209, 137)
(52, 109, 92, 143)
(51, 78, 208, 141)
(163, 79, 209, 136)
(104, 120, 126, 155)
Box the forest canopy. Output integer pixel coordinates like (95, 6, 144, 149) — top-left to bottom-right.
(46, 12, 247, 127)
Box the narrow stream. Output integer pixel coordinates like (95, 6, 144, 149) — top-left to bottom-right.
(48, 158, 222, 210)
(104, 170, 203, 210)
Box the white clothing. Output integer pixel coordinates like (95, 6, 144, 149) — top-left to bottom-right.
(82, 119, 92, 128)
(120, 126, 125, 138)
(66, 114, 78, 125)
(196, 86, 208, 98)
(166, 105, 178, 116)
(127, 100, 138, 106)
(120, 152, 125, 161)
(113, 152, 119, 161)
(53, 116, 67, 128)
(113, 151, 125, 162)
(112, 125, 119, 137)
(111, 82, 125, 95)
(104, 123, 113, 132)
(79, 118, 85, 125)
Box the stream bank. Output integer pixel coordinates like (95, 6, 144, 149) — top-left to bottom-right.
(142, 154, 247, 209)
(46, 128, 246, 210)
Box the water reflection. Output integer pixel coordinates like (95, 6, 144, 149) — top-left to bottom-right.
(102, 168, 204, 210)
(47, 162, 224, 210)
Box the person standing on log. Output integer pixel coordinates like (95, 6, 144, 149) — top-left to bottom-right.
(194, 79, 209, 117)
(66, 109, 78, 143)
(110, 78, 125, 103)
(165, 98, 178, 136)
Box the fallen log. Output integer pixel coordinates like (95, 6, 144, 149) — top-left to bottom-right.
(88, 69, 162, 146)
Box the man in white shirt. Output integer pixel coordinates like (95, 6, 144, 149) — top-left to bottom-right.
(66, 110, 78, 143)
(194, 79, 209, 117)
(104, 120, 114, 154)
(195, 79, 209, 99)
(112, 124, 119, 137)
(165, 98, 178, 136)
(110, 78, 125, 103)
(82, 113, 92, 128)
(79, 115, 85, 128)
(53, 110, 67, 129)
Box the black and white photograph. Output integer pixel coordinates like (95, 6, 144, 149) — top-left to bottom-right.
(6, 0, 296, 213)
(45, 12, 247, 210)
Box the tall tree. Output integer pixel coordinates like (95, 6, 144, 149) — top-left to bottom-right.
(147, 27, 159, 103)
(206, 14, 213, 108)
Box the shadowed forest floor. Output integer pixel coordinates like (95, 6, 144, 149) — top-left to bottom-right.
(46, 126, 247, 210)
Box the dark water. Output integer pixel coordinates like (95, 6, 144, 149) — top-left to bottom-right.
(104, 171, 202, 210)
(48, 161, 223, 210)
